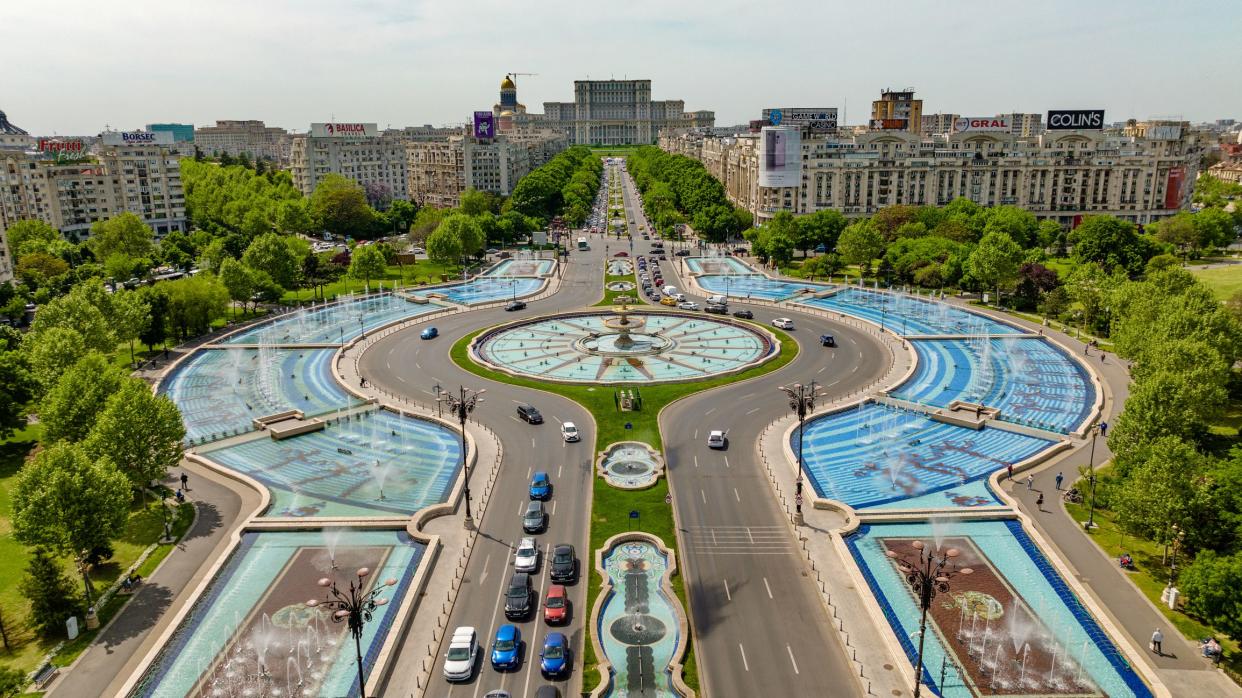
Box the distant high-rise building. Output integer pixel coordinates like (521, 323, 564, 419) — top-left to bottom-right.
(407, 129, 569, 208)
(871, 89, 923, 133)
(535, 79, 713, 145)
(195, 120, 290, 163)
(289, 124, 408, 200)
(920, 113, 959, 135)
(0, 108, 33, 151)
(147, 123, 195, 143)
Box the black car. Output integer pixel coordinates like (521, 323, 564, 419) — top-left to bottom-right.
(504, 572, 533, 619)
(516, 404, 543, 424)
(549, 544, 577, 583)
(732, 309, 754, 319)
(820, 334, 836, 347)
(505, 300, 527, 311)
(675, 250, 691, 257)
(705, 304, 728, 315)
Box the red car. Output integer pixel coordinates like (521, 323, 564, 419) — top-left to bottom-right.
(613, 251, 629, 257)
(544, 584, 569, 624)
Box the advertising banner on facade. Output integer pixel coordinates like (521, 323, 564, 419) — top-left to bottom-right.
(309, 123, 378, 138)
(1165, 167, 1185, 209)
(473, 111, 495, 139)
(869, 118, 908, 130)
(758, 126, 802, 188)
(101, 130, 173, 146)
(762, 108, 838, 133)
(953, 117, 1010, 133)
(1146, 125, 1183, 140)
(37, 138, 86, 154)
(1046, 110, 1105, 130)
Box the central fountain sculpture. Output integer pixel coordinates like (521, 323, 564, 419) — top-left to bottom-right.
(601, 297, 644, 350)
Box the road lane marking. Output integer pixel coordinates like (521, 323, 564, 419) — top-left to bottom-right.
(747, 528, 753, 544)
(745, 407, 760, 415)
(705, 408, 716, 416)
(397, 375, 407, 383)
(694, 429, 699, 440)
(787, 644, 800, 674)
(763, 577, 773, 599)
(415, 361, 421, 369)
(693, 456, 699, 468)
(557, 465, 563, 478)
(700, 490, 707, 505)
(478, 554, 492, 584)
(723, 456, 730, 469)
(520, 544, 552, 698)
(738, 643, 750, 671)
(817, 366, 826, 374)
(526, 467, 532, 479)
(733, 488, 741, 502)
(519, 502, 526, 516)
(711, 529, 717, 545)
(386, 360, 391, 370)
(475, 553, 511, 698)
(531, 437, 536, 448)
(552, 500, 557, 515)
(723, 578, 731, 601)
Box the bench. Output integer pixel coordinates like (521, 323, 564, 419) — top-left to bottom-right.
(33, 663, 58, 689)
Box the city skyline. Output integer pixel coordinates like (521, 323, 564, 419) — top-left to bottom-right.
(2, 0, 1238, 135)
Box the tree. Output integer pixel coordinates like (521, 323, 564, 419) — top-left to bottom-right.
(1012, 262, 1060, 311)
(4, 219, 60, 261)
(1151, 212, 1199, 257)
(163, 275, 229, 339)
(1193, 207, 1236, 251)
(460, 189, 499, 216)
(1069, 215, 1155, 276)
(0, 341, 34, 440)
(980, 206, 1039, 249)
(801, 253, 843, 280)
(24, 327, 87, 395)
(111, 289, 150, 367)
(40, 353, 125, 444)
(218, 257, 255, 319)
(28, 287, 114, 354)
(349, 244, 388, 288)
(310, 174, 375, 237)
(15, 252, 69, 288)
(965, 231, 1023, 303)
(1108, 370, 1225, 458)
(11, 443, 132, 605)
(363, 181, 393, 210)
(794, 210, 847, 256)
(88, 212, 154, 262)
(384, 199, 418, 236)
(426, 225, 463, 265)
(836, 220, 886, 274)
(275, 199, 314, 236)
(84, 378, 185, 486)
(1112, 437, 1203, 543)
(138, 285, 170, 352)
(19, 549, 81, 638)
(429, 214, 484, 262)
(241, 232, 298, 289)
(1180, 551, 1242, 640)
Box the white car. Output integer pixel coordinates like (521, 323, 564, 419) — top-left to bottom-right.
(772, 317, 795, 330)
(678, 301, 699, 311)
(561, 422, 580, 442)
(707, 430, 727, 449)
(514, 537, 539, 573)
(673, 293, 687, 302)
(409, 246, 425, 254)
(443, 626, 478, 681)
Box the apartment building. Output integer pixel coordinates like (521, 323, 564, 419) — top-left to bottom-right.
(406, 129, 569, 208)
(289, 123, 409, 199)
(871, 89, 923, 133)
(195, 120, 290, 163)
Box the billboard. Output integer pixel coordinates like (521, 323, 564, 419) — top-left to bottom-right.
(748, 119, 771, 133)
(101, 130, 173, 146)
(758, 126, 802, 188)
(953, 117, 1011, 133)
(1164, 167, 1185, 209)
(1146, 124, 1183, 140)
(1046, 110, 1105, 130)
(869, 118, 908, 130)
(473, 111, 495, 139)
(37, 138, 85, 154)
(309, 122, 378, 138)
(762, 108, 838, 134)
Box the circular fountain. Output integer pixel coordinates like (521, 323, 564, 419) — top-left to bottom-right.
(597, 442, 665, 488)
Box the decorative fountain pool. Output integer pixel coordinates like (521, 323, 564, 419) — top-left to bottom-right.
(472, 306, 776, 384)
(598, 442, 665, 488)
(607, 259, 635, 276)
(605, 280, 636, 292)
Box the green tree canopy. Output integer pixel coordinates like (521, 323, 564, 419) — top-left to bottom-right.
(349, 244, 388, 287)
(310, 174, 376, 237)
(28, 284, 115, 354)
(24, 326, 87, 395)
(1069, 215, 1156, 276)
(241, 232, 299, 289)
(427, 213, 484, 263)
(836, 220, 886, 272)
(966, 231, 1023, 301)
(1179, 551, 1242, 640)
(40, 353, 126, 444)
(0, 338, 34, 439)
(20, 548, 81, 638)
(88, 212, 155, 262)
(4, 219, 60, 260)
(84, 378, 185, 486)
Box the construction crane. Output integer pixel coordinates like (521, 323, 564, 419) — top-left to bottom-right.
(507, 72, 538, 83)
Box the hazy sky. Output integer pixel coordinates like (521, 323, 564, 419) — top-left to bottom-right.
(3, 0, 1238, 135)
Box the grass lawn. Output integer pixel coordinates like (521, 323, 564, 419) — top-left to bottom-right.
(597, 266, 638, 307)
(1189, 263, 1242, 300)
(451, 322, 795, 693)
(280, 261, 463, 304)
(0, 425, 195, 677)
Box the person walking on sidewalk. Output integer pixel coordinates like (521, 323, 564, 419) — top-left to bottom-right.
(1007, 464, 1014, 481)
(1026, 474, 1034, 491)
(1151, 628, 1163, 655)
(1036, 492, 1045, 510)
(1055, 472, 1064, 490)
(180, 472, 189, 491)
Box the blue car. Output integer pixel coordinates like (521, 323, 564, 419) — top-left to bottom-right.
(539, 632, 569, 677)
(420, 326, 438, 340)
(529, 472, 552, 500)
(490, 624, 521, 670)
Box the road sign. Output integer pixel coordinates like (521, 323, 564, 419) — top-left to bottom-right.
(795, 493, 803, 505)
(664, 493, 672, 504)
(629, 510, 640, 519)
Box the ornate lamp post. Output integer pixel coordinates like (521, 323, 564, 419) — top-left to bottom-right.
(779, 381, 822, 526)
(306, 567, 397, 698)
(437, 386, 486, 528)
(886, 540, 973, 698)
(1086, 423, 1101, 529)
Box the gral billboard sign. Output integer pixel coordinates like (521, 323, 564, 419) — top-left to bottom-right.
(762, 108, 838, 134)
(101, 130, 174, 146)
(473, 111, 495, 139)
(309, 122, 378, 138)
(758, 126, 802, 188)
(953, 117, 1010, 133)
(1046, 110, 1105, 130)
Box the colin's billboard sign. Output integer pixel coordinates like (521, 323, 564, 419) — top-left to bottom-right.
(309, 123, 378, 138)
(1046, 110, 1105, 130)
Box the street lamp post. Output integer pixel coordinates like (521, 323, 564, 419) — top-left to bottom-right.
(437, 386, 486, 528)
(779, 381, 822, 526)
(886, 540, 974, 698)
(306, 567, 397, 698)
(1086, 424, 1101, 529)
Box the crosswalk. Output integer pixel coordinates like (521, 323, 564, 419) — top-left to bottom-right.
(684, 525, 797, 555)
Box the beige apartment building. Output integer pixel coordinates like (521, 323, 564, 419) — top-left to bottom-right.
(194, 120, 290, 163)
(661, 120, 1201, 226)
(289, 125, 409, 200)
(407, 130, 568, 208)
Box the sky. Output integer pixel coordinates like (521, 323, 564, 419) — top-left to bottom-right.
(2, 0, 1239, 135)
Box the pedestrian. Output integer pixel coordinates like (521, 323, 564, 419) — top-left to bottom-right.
(180, 472, 189, 491)
(1100, 353, 1105, 364)
(1100, 422, 1108, 437)
(1036, 492, 1045, 509)
(175, 489, 185, 503)
(1007, 464, 1014, 481)
(1055, 472, 1064, 490)
(1151, 628, 1163, 655)
(1026, 474, 1034, 491)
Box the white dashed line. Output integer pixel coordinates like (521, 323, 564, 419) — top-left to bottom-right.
(557, 465, 563, 478)
(787, 644, 800, 674)
(693, 456, 699, 468)
(723, 456, 730, 469)
(738, 643, 750, 671)
(705, 408, 716, 416)
(701, 489, 707, 504)
(745, 407, 761, 415)
(763, 577, 773, 599)
(733, 488, 741, 502)
(723, 578, 731, 601)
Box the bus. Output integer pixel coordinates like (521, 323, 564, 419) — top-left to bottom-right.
(577, 237, 589, 251)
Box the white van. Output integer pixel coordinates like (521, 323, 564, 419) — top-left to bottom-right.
(706, 294, 727, 306)
(662, 285, 678, 296)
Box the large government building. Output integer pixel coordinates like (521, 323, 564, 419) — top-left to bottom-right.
(660, 114, 1201, 226)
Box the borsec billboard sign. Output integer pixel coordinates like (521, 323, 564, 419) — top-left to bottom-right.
(1046, 110, 1105, 130)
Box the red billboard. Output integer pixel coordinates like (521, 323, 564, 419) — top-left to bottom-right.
(870, 118, 908, 130)
(1164, 167, 1185, 209)
(37, 138, 85, 154)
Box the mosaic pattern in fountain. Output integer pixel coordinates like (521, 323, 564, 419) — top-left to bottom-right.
(130, 529, 425, 698)
(598, 442, 664, 488)
(798, 288, 1024, 337)
(598, 540, 682, 698)
(847, 519, 1153, 698)
(696, 273, 829, 301)
(893, 338, 1094, 434)
(794, 402, 1053, 510)
(160, 348, 361, 445)
(684, 256, 755, 275)
(474, 312, 774, 384)
(204, 409, 461, 517)
(484, 258, 555, 277)
(435, 276, 544, 305)
(219, 293, 442, 346)
(606, 281, 636, 292)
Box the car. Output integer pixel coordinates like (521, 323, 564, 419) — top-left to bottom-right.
(732, 309, 754, 319)
(561, 421, 580, 442)
(677, 301, 699, 311)
(707, 430, 727, 449)
(516, 403, 543, 424)
(820, 334, 836, 347)
(705, 304, 728, 314)
(504, 573, 533, 619)
(534, 687, 561, 698)
(505, 300, 527, 311)
(523, 501, 547, 533)
(814, 243, 828, 253)
(660, 296, 678, 307)
(515, 537, 540, 573)
(420, 327, 439, 340)
(550, 544, 577, 583)
(539, 632, 570, 677)
(544, 584, 569, 624)
(733, 247, 748, 254)
(657, 254, 667, 261)
(675, 250, 691, 256)
(772, 317, 795, 330)
(484, 692, 512, 698)
(490, 624, 522, 670)
(529, 471, 552, 499)
(613, 251, 629, 257)
(443, 626, 478, 681)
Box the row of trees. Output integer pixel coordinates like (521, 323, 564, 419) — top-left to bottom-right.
(627, 147, 751, 242)
(507, 146, 602, 226)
